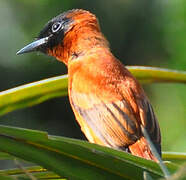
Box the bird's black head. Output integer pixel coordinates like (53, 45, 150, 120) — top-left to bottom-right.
(16, 10, 75, 55)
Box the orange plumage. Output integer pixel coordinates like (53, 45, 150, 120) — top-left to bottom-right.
(17, 9, 161, 161)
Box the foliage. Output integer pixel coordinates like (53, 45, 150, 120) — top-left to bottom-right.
(0, 67, 185, 179)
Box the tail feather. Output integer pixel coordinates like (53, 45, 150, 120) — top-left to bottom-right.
(129, 137, 158, 162)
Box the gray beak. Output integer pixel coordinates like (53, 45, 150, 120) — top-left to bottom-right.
(16, 37, 49, 55)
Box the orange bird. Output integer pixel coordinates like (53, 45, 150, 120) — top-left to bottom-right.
(17, 9, 161, 161)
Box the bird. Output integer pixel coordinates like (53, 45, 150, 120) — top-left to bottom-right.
(17, 9, 161, 161)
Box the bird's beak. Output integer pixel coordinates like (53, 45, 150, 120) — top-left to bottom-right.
(16, 37, 49, 55)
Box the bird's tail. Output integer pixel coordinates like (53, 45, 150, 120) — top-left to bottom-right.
(129, 136, 158, 162)
(129, 126, 171, 178)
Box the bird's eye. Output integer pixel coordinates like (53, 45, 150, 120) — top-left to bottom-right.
(52, 22, 62, 33)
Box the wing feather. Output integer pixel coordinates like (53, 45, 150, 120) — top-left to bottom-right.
(70, 91, 140, 149)
(70, 89, 161, 155)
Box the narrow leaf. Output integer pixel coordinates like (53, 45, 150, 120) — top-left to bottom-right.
(0, 166, 62, 179)
(162, 152, 186, 165)
(0, 75, 68, 116)
(0, 125, 176, 180)
(0, 152, 14, 160)
(127, 66, 186, 84)
(0, 67, 185, 116)
(0, 175, 15, 180)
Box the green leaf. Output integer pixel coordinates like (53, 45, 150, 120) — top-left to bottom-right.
(0, 176, 14, 180)
(0, 66, 185, 116)
(0, 152, 14, 160)
(0, 166, 63, 179)
(0, 125, 178, 180)
(0, 75, 68, 116)
(0, 175, 15, 180)
(0, 166, 46, 176)
(126, 66, 186, 84)
(162, 152, 186, 165)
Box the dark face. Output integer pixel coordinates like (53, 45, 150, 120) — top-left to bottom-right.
(16, 11, 73, 55)
(37, 14, 72, 53)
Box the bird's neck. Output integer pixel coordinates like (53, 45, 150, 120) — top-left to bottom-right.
(57, 25, 110, 65)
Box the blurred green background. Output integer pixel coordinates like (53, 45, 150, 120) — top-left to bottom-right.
(0, 0, 185, 168)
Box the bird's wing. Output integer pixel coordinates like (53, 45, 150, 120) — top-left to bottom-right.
(69, 85, 161, 156)
(70, 92, 139, 149)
